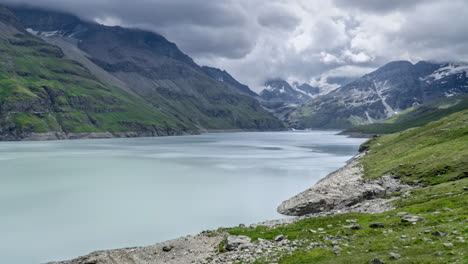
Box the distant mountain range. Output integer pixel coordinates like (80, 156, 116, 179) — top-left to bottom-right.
(286, 61, 468, 129)
(0, 5, 284, 140)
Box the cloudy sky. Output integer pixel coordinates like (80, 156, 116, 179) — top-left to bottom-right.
(3, 0, 468, 91)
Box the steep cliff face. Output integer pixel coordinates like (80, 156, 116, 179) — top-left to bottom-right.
(288, 61, 468, 129)
(10, 6, 284, 132)
(0, 7, 198, 140)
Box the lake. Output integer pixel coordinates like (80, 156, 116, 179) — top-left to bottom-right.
(0, 131, 365, 263)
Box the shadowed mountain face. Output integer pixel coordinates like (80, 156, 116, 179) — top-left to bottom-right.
(287, 60, 468, 129)
(6, 6, 284, 135)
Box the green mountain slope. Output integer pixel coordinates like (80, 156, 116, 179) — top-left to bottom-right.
(360, 109, 468, 185)
(225, 110, 468, 263)
(10, 6, 284, 133)
(0, 7, 194, 140)
(343, 95, 468, 135)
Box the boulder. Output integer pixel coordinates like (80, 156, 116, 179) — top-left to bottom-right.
(162, 245, 174, 252)
(274, 235, 285, 241)
(225, 235, 251, 251)
(401, 215, 424, 223)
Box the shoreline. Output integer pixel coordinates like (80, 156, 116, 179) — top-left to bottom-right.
(48, 149, 410, 264)
(2, 128, 289, 142)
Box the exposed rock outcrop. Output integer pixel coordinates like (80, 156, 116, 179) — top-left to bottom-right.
(277, 152, 412, 216)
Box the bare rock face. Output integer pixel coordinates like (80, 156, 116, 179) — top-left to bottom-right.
(277, 152, 412, 216)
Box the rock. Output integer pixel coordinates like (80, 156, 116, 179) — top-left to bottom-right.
(238, 224, 246, 227)
(225, 235, 251, 251)
(274, 235, 285, 241)
(309, 229, 317, 233)
(431, 231, 446, 237)
(370, 257, 385, 264)
(401, 215, 424, 223)
(389, 252, 401, 259)
(345, 223, 363, 230)
(423, 237, 433, 242)
(277, 153, 412, 216)
(443, 243, 453, 248)
(346, 219, 358, 223)
(162, 245, 174, 252)
(396, 212, 409, 217)
(369, 222, 385, 228)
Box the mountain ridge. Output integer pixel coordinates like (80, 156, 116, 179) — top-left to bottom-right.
(0, 5, 284, 141)
(287, 60, 468, 129)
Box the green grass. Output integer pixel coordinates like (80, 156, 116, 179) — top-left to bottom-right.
(360, 110, 468, 185)
(228, 178, 468, 264)
(0, 33, 195, 136)
(223, 110, 468, 263)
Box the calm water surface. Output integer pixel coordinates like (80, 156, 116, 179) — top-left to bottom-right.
(0, 131, 365, 263)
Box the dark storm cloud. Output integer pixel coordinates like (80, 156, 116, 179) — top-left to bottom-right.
(0, 0, 467, 91)
(0, 0, 254, 59)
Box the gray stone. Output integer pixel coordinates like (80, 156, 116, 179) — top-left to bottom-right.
(396, 212, 409, 217)
(389, 252, 401, 259)
(225, 235, 251, 251)
(443, 243, 453, 248)
(162, 245, 174, 252)
(431, 231, 446, 237)
(401, 215, 424, 223)
(274, 235, 285, 241)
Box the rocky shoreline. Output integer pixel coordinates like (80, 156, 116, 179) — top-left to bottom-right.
(3, 128, 289, 142)
(0, 130, 199, 141)
(47, 150, 413, 264)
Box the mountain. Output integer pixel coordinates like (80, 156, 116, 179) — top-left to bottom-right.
(259, 79, 319, 105)
(201, 66, 258, 97)
(0, 5, 283, 140)
(0, 7, 202, 141)
(287, 60, 468, 129)
(342, 94, 468, 135)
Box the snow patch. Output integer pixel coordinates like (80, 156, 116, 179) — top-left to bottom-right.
(423, 63, 468, 82)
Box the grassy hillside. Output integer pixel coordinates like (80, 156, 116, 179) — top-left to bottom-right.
(360, 110, 468, 185)
(343, 95, 468, 135)
(0, 18, 194, 139)
(220, 110, 468, 263)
